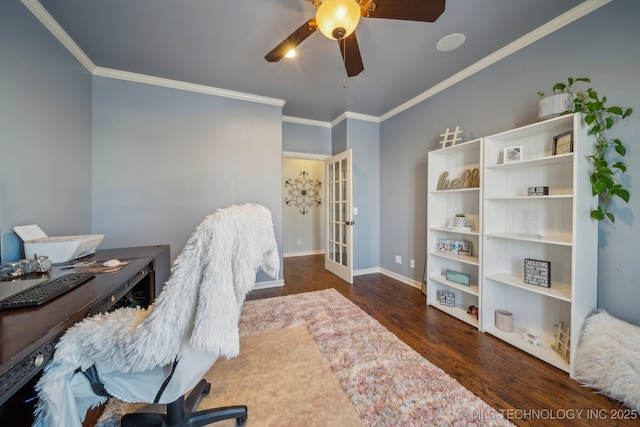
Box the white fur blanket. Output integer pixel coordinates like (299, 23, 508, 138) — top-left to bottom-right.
(33, 203, 280, 427)
(573, 310, 640, 412)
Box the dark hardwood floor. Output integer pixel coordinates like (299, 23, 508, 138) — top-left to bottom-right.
(248, 255, 637, 427)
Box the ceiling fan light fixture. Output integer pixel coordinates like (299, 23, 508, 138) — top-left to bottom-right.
(316, 0, 361, 40)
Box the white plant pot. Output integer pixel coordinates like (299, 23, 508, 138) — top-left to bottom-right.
(454, 216, 467, 228)
(537, 93, 572, 121)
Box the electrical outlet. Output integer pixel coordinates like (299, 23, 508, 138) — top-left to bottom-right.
(395, 255, 401, 264)
(410, 259, 415, 268)
(297, 239, 302, 245)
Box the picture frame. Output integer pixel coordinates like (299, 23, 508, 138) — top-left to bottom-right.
(524, 258, 551, 288)
(553, 131, 573, 155)
(503, 146, 522, 163)
(439, 290, 455, 307)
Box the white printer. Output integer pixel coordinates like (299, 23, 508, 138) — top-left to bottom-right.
(13, 224, 104, 264)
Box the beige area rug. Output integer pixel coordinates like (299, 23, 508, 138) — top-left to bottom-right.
(97, 326, 362, 426)
(202, 326, 363, 426)
(98, 288, 513, 426)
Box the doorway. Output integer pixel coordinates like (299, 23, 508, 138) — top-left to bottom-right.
(282, 154, 327, 258)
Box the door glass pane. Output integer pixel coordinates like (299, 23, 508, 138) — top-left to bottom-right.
(341, 244, 347, 266)
(328, 179, 333, 203)
(341, 159, 347, 179)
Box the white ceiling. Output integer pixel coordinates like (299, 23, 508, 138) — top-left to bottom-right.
(32, 0, 601, 123)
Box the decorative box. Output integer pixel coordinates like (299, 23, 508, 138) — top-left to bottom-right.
(445, 270, 470, 286)
(436, 239, 472, 256)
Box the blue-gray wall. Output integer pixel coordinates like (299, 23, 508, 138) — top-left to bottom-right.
(92, 77, 283, 267)
(282, 121, 331, 155)
(0, 0, 92, 262)
(331, 120, 348, 155)
(347, 119, 380, 271)
(380, 0, 640, 324)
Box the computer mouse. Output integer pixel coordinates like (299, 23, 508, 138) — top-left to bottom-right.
(103, 259, 121, 268)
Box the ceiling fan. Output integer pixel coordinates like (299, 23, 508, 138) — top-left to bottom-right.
(265, 0, 446, 77)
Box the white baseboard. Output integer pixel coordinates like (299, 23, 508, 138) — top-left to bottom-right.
(378, 268, 423, 290)
(253, 278, 285, 290)
(353, 267, 380, 276)
(352, 266, 422, 290)
(278, 254, 421, 290)
(283, 250, 324, 258)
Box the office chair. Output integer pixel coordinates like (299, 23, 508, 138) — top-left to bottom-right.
(33, 204, 280, 427)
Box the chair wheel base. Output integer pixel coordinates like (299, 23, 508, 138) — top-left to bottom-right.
(120, 380, 247, 427)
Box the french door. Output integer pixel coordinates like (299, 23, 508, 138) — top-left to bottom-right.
(324, 149, 353, 284)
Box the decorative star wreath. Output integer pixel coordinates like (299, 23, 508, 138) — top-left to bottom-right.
(285, 171, 321, 215)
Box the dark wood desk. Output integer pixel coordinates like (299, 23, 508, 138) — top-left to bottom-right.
(0, 245, 170, 421)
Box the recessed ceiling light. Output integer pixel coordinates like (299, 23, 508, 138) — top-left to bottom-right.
(436, 33, 466, 52)
(285, 49, 296, 58)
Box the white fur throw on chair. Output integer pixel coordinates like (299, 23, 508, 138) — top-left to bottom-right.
(33, 203, 280, 427)
(573, 310, 640, 412)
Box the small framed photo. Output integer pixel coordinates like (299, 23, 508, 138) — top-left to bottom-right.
(503, 146, 522, 163)
(553, 131, 573, 155)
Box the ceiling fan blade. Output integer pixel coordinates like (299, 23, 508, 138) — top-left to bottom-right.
(265, 19, 317, 62)
(338, 32, 364, 77)
(363, 0, 446, 22)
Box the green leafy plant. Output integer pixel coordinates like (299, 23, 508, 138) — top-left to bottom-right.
(455, 213, 466, 217)
(538, 77, 591, 98)
(543, 77, 633, 223)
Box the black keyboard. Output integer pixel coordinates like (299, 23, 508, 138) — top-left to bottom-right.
(0, 273, 95, 310)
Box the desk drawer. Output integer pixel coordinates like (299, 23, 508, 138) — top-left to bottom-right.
(85, 267, 151, 317)
(0, 335, 60, 406)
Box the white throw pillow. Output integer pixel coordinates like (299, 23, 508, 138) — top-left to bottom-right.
(573, 310, 640, 411)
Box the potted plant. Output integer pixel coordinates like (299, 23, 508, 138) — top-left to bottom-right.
(454, 213, 467, 228)
(540, 77, 633, 222)
(536, 78, 585, 121)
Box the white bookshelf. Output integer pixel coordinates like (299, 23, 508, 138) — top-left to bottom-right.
(426, 139, 483, 329)
(480, 114, 598, 377)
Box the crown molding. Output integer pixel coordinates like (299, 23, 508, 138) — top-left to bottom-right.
(282, 151, 330, 161)
(21, 0, 96, 73)
(380, 0, 611, 122)
(93, 67, 286, 107)
(345, 112, 380, 123)
(282, 116, 332, 128)
(24, 0, 609, 125)
(330, 111, 380, 127)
